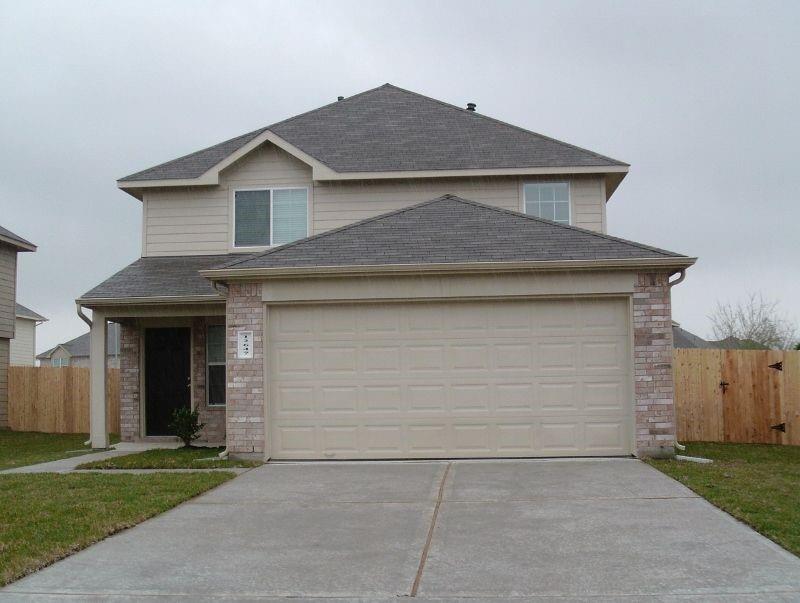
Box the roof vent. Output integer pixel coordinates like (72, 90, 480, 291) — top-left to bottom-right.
(466, 102, 476, 112)
(337, 96, 345, 101)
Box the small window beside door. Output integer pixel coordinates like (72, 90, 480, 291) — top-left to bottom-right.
(233, 188, 308, 248)
(206, 325, 226, 406)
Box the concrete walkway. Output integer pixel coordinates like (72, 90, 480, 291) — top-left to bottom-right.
(4, 458, 800, 601)
(0, 441, 184, 474)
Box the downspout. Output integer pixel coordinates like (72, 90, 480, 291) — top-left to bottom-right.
(212, 282, 230, 459)
(76, 303, 92, 328)
(666, 269, 688, 452)
(76, 304, 93, 446)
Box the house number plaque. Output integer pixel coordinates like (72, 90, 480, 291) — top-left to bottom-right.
(237, 331, 253, 359)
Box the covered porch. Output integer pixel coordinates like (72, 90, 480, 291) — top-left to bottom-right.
(82, 304, 227, 448)
(84, 303, 226, 448)
(76, 255, 236, 449)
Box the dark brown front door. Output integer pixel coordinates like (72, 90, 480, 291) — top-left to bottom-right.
(145, 327, 191, 436)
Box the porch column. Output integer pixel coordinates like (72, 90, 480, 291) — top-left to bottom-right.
(89, 310, 109, 449)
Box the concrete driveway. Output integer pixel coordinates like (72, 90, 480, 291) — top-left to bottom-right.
(4, 459, 800, 601)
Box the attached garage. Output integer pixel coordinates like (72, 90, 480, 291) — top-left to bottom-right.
(199, 195, 694, 459)
(267, 297, 632, 459)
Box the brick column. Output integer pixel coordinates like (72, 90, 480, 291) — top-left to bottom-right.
(226, 283, 264, 454)
(191, 317, 226, 443)
(119, 322, 141, 441)
(633, 272, 676, 458)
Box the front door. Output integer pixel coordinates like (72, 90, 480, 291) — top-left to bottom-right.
(145, 327, 191, 436)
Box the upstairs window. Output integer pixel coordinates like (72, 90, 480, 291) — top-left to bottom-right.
(234, 188, 308, 248)
(523, 182, 570, 225)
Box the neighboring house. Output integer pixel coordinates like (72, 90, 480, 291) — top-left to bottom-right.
(79, 84, 696, 458)
(10, 303, 47, 365)
(672, 322, 769, 350)
(37, 323, 121, 368)
(0, 225, 37, 427)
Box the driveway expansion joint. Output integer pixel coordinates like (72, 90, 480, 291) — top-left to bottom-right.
(410, 462, 451, 597)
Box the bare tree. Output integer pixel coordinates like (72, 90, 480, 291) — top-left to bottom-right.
(710, 293, 798, 350)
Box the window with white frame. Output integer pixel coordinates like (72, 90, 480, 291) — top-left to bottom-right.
(234, 188, 308, 248)
(206, 325, 226, 406)
(52, 357, 70, 368)
(523, 182, 570, 224)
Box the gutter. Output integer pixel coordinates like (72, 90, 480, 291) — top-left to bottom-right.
(75, 294, 224, 307)
(200, 257, 698, 281)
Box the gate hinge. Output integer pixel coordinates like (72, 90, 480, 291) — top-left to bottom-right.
(771, 422, 786, 432)
(768, 361, 783, 371)
(720, 380, 730, 394)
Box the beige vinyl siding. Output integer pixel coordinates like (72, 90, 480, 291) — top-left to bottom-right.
(141, 140, 608, 256)
(9, 317, 35, 366)
(0, 246, 17, 339)
(143, 143, 313, 256)
(0, 338, 9, 426)
(314, 174, 606, 234)
(570, 177, 606, 233)
(312, 177, 520, 233)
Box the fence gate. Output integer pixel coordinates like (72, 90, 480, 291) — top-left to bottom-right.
(674, 349, 800, 445)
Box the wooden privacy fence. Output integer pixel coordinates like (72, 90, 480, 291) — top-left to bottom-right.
(8, 366, 120, 434)
(674, 349, 800, 445)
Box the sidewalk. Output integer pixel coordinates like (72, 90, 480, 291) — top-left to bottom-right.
(1, 441, 181, 474)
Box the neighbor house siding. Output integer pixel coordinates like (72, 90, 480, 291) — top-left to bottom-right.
(0, 338, 8, 427)
(141, 143, 608, 257)
(9, 317, 35, 366)
(0, 246, 17, 340)
(40, 353, 120, 369)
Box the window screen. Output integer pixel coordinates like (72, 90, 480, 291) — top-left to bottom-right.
(234, 190, 270, 247)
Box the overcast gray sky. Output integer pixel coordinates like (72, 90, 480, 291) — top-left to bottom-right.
(1, 0, 798, 353)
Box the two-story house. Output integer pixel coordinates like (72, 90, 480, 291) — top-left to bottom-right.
(80, 84, 694, 458)
(0, 225, 37, 426)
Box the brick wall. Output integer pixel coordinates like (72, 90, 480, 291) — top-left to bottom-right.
(191, 317, 226, 443)
(119, 322, 141, 441)
(226, 283, 264, 454)
(633, 272, 676, 457)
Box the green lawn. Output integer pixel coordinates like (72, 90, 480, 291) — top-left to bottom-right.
(647, 442, 800, 556)
(77, 446, 261, 470)
(0, 471, 233, 585)
(0, 431, 119, 471)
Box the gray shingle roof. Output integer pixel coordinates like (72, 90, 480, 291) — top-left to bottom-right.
(81, 196, 690, 301)
(119, 84, 627, 182)
(79, 255, 233, 300)
(0, 224, 36, 250)
(672, 324, 711, 349)
(15, 303, 46, 321)
(216, 195, 688, 272)
(37, 324, 120, 360)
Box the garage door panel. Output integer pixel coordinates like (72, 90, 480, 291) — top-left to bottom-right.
(268, 299, 632, 459)
(584, 421, 626, 452)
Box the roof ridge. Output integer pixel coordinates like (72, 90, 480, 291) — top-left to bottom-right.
(377, 84, 629, 167)
(264, 83, 393, 131)
(219, 194, 458, 269)
(445, 196, 684, 257)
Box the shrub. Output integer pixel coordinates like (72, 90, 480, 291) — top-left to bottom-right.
(169, 407, 205, 447)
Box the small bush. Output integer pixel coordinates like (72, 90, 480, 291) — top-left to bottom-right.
(169, 407, 205, 447)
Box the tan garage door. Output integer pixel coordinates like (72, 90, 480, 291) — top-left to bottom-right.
(267, 298, 632, 459)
